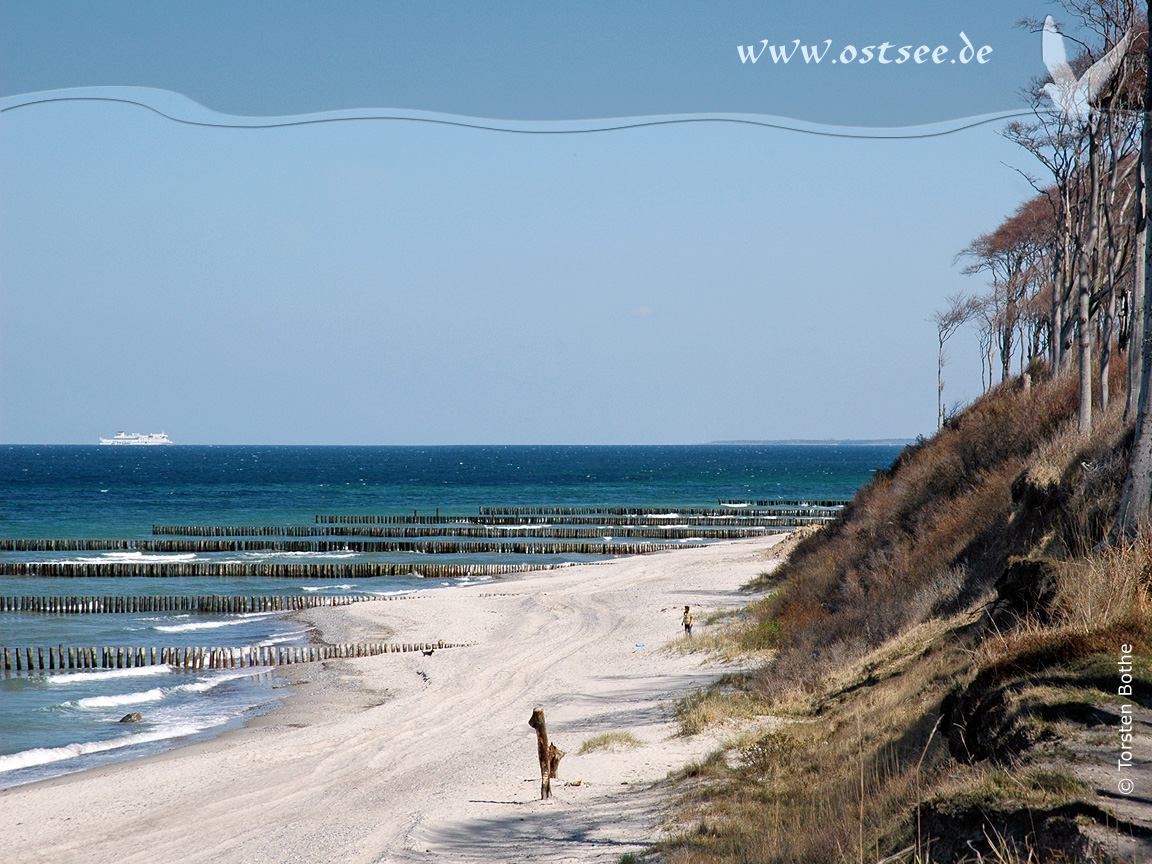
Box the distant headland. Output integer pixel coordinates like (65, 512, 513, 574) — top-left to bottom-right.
(709, 438, 912, 446)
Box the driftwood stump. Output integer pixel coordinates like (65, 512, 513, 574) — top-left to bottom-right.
(528, 706, 565, 799)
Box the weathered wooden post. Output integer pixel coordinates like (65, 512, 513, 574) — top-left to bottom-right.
(527, 707, 565, 800)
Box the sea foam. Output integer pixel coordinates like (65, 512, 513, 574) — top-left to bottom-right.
(0, 725, 202, 774)
(173, 670, 266, 694)
(47, 666, 172, 685)
(62, 552, 199, 564)
(70, 688, 165, 709)
(153, 612, 275, 633)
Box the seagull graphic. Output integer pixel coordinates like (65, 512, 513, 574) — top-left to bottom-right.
(1042, 15, 1132, 119)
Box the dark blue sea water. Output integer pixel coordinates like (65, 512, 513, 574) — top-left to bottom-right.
(0, 444, 899, 787)
(0, 444, 895, 537)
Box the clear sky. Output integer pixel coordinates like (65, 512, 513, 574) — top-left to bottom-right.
(0, 2, 1056, 443)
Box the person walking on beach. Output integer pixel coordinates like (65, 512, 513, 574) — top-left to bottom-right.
(682, 605, 693, 637)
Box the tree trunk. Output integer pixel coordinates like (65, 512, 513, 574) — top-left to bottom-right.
(1128, 159, 1146, 423)
(1078, 128, 1102, 434)
(1052, 252, 1063, 372)
(938, 340, 945, 430)
(528, 707, 564, 800)
(1057, 187, 1077, 375)
(1109, 7, 1152, 543)
(1062, 307, 1077, 373)
(1001, 311, 1015, 384)
(1019, 318, 1026, 376)
(985, 336, 995, 393)
(1101, 281, 1116, 414)
(1078, 283, 1093, 433)
(1019, 318, 1030, 391)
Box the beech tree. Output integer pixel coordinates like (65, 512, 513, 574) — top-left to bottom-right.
(1002, 101, 1090, 376)
(1110, 0, 1152, 541)
(1002, 3, 1143, 433)
(932, 294, 975, 430)
(1063, 3, 1140, 431)
(957, 196, 1055, 390)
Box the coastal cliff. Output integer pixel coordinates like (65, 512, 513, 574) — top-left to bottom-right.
(663, 366, 1152, 863)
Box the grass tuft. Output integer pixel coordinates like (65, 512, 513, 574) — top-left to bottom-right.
(675, 676, 772, 736)
(578, 731, 643, 754)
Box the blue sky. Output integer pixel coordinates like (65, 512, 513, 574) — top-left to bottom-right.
(0, 3, 1053, 443)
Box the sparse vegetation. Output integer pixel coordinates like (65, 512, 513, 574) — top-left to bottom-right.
(703, 608, 740, 625)
(659, 367, 1152, 863)
(674, 675, 773, 736)
(671, 610, 779, 662)
(579, 732, 643, 754)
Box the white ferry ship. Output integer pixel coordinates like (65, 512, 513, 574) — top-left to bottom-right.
(98, 432, 174, 446)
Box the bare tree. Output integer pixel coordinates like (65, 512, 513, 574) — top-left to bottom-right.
(1002, 107, 1090, 375)
(1008, 3, 1143, 433)
(1110, 0, 1152, 542)
(958, 198, 1051, 384)
(932, 294, 975, 430)
(969, 293, 1002, 392)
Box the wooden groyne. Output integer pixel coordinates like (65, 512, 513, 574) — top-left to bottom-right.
(0, 639, 470, 677)
(0, 594, 385, 615)
(312, 513, 836, 526)
(0, 538, 685, 555)
(152, 524, 782, 540)
(478, 504, 847, 516)
(0, 561, 563, 579)
(717, 499, 849, 508)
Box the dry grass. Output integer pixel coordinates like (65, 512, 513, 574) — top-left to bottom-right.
(968, 535, 1152, 686)
(928, 763, 1089, 813)
(674, 675, 775, 736)
(662, 606, 976, 863)
(1052, 533, 1152, 631)
(578, 731, 643, 754)
(743, 375, 1085, 700)
(742, 526, 824, 591)
(662, 601, 1137, 862)
(660, 363, 1152, 863)
(671, 610, 781, 663)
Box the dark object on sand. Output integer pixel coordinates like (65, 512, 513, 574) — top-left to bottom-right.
(119, 712, 142, 723)
(528, 707, 565, 800)
(422, 648, 434, 656)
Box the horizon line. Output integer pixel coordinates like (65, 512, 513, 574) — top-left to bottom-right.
(3, 439, 915, 448)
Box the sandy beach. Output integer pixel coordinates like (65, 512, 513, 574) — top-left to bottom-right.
(2, 535, 783, 864)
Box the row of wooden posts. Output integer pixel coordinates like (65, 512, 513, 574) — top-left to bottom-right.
(317, 504, 845, 523)
(0, 639, 467, 677)
(715, 499, 850, 509)
(478, 503, 848, 516)
(151, 524, 785, 540)
(0, 593, 388, 615)
(310, 513, 823, 527)
(0, 538, 685, 555)
(0, 561, 565, 579)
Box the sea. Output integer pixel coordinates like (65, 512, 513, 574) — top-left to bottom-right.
(0, 443, 900, 788)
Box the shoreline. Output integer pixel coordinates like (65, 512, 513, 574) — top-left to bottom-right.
(1, 535, 785, 864)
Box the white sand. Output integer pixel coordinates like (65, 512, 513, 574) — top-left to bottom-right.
(2, 536, 783, 864)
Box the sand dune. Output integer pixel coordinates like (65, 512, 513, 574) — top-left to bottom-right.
(2, 536, 783, 864)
